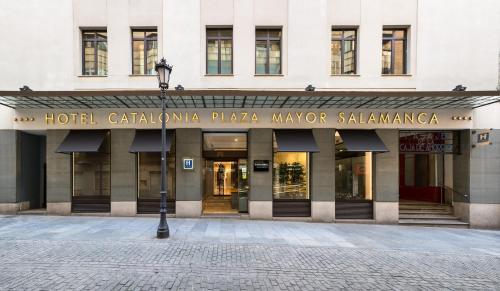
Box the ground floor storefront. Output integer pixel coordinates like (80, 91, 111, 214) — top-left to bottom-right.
(0, 90, 499, 228)
(1, 126, 499, 228)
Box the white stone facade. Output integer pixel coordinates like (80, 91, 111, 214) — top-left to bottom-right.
(0, 0, 498, 92)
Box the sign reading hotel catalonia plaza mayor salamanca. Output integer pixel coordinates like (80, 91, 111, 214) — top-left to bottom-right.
(13, 109, 473, 129)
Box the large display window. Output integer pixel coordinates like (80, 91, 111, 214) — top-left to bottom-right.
(272, 130, 315, 217)
(335, 153, 373, 201)
(272, 152, 310, 200)
(72, 133, 111, 212)
(335, 131, 374, 219)
(137, 151, 175, 214)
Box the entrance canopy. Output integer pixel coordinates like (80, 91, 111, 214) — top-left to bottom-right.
(337, 130, 388, 152)
(0, 90, 498, 109)
(129, 130, 174, 152)
(56, 130, 108, 153)
(274, 129, 319, 152)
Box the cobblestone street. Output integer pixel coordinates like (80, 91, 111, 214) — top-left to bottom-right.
(0, 215, 499, 290)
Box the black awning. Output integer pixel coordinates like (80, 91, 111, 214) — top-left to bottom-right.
(56, 130, 108, 153)
(129, 130, 174, 153)
(274, 129, 319, 152)
(337, 130, 388, 152)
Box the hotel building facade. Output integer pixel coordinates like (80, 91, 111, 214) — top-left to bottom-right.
(0, 0, 499, 228)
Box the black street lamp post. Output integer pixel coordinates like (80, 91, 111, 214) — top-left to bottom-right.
(155, 58, 173, 239)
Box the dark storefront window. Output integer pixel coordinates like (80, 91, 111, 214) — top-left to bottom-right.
(132, 29, 158, 75)
(256, 28, 282, 74)
(335, 131, 374, 219)
(82, 30, 107, 76)
(331, 29, 357, 75)
(137, 151, 176, 214)
(138, 152, 175, 201)
(72, 133, 111, 212)
(206, 28, 233, 74)
(382, 28, 407, 74)
(335, 152, 373, 201)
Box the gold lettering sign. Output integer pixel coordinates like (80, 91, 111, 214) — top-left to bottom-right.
(42, 111, 440, 126)
(337, 112, 439, 125)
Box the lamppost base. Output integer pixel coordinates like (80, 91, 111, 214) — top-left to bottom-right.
(157, 228, 170, 239)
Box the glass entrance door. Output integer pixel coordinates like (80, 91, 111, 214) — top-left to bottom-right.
(203, 159, 248, 214)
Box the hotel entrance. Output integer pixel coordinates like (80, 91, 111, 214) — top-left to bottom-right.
(202, 133, 249, 215)
(203, 159, 248, 214)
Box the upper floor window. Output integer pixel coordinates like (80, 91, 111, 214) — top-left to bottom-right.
(382, 28, 407, 75)
(256, 28, 282, 74)
(331, 29, 357, 75)
(132, 29, 158, 75)
(206, 28, 233, 75)
(82, 30, 107, 76)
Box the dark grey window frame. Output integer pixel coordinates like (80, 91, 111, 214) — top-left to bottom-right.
(131, 28, 158, 75)
(331, 28, 358, 75)
(206, 28, 233, 75)
(255, 28, 282, 75)
(382, 28, 408, 75)
(81, 29, 107, 76)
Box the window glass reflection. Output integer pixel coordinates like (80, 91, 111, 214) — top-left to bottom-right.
(381, 28, 407, 74)
(82, 30, 107, 76)
(73, 134, 111, 198)
(132, 29, 158, 75)
(335, 131, 373, 201)
(331, 29, 357, 75)
(335, 153, 372, 201)
(138, 152, 175, 201)
(256, 29, 282, 74)
(273, 152, 309, 200)
(206, 28, 233, 74)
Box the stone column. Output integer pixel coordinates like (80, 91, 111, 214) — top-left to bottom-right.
(311, 128, 335, 222)
(452, 130, 471, 222)
(463, 129, 500, 228)
(373, 129, 399, 224)
(0, 130, 19, 214)
(175, 128, 202, 217)
(46, 130, 71, 215)
(110, 129, 137, 216)
(248, 128, 273, 219)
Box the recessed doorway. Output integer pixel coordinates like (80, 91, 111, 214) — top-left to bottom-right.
(203, 159, 248, 214)
(202, 132, 249, 215)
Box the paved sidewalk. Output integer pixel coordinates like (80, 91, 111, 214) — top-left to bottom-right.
(0, 215, 499, 290)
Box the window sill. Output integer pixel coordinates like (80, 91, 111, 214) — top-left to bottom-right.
(254, 74, 284, 77)
(381, 74, 412, 77)
(77, 75, 107, 78)
(129, 74, 156, 77)
(331, 74, 360, 77)
(204, 74, 234, 77)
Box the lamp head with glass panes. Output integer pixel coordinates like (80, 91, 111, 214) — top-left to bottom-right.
(155, 58, 173, 90)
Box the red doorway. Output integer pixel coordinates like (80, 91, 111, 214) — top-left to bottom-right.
(399, 154, 443, 203)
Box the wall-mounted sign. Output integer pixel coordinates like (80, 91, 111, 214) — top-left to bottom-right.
(253, 160, 270, 172)
(183, 158, 194, 170)
(477, 132, 490, 143)
(399, 131, 457, 153)
(12, 108, 475, 131)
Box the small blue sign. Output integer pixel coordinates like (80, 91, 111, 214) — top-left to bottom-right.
(183, 158, 194, 170)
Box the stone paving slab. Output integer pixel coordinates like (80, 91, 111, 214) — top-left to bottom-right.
(0, 215, 499, 290)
